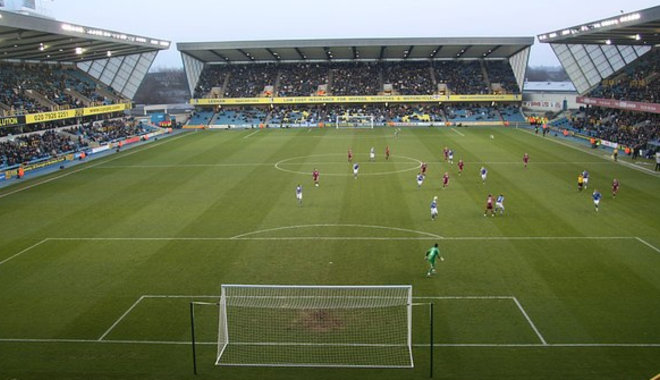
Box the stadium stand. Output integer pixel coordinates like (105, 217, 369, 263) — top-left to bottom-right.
(0, 62, 124, 116)
(0, 118, 157, 169)
(444, 103, 501, 122)
(564, 108, 660, 148)
(277, 63, 329, 97)
(0, 130, 82, 168)
(381, 62, 435, 95)
(213, 107, 268, 126)
(188, 110, 215, 126)
(223, 64, 279, 98)
(587, 48, 659, 103)
(433, 61, 488, 95)
(192, 59, 522, 98)
(485, 60, 521, 94)
(328, 62, 381, 95)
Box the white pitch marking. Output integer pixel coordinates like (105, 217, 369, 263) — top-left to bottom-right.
(230, 224, 443, 239)
(274, 153, 422, 176)
(93, 161, 619, 169)
(635, 237, 660, 254)
(0, 132, 193, 200)
(98, 296, 145, 341)
(518, 128, 660, 177)
(513, 296, 547, 345)
(443, 236, 633, 241)
(46, 236, 635, 242)
(450, 128, 465, 137)
(0, 238, 49, 266)
(243, 130, 260, 139)
(140, 295, 513, 300)
(97, 163, 271, 169)
(0, 338, 657, 347)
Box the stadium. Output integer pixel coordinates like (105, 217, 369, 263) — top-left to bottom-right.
(0, 2, 659, 379)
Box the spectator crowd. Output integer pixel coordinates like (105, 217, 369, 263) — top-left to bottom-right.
(567, 107, 660, 148)
(0, 62, 121, 116)
(193, 60, 521, 98)
(588, 48, 659, 103)
(0, 118, 152, 169)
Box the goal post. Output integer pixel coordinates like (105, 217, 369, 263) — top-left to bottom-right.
(215, 284, 413, 368)
(336, 115, 374, 129)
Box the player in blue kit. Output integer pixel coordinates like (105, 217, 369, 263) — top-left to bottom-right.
(430, 196, 438, 220)
(416, 173, 424, 188)
(295, 184, 303, 206)
(592, 189, 601, 212)
(353, 162, 360, 179)
(495, 194, 505, 215)
(582, 170, 589, 189)
(480, 167, 488, 183)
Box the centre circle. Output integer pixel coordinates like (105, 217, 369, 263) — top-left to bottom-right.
(274, 153, 423, 176)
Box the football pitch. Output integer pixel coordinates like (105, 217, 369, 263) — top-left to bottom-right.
(0, 126, 658, 380)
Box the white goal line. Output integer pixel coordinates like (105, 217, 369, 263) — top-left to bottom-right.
(1, 338, 659, 348)
(95, 294, 546, 345)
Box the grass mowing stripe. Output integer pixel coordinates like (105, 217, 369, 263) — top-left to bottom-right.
(0, 132, 195, 200)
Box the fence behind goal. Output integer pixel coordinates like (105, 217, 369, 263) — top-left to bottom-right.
(217, 284, 413, 368)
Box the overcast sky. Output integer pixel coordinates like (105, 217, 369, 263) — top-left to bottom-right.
(47, 0, 658, 70)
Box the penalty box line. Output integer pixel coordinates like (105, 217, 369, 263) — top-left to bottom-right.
(3, 236, 659, 268)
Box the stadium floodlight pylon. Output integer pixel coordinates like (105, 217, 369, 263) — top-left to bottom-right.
(335, 115, 375, 129)
(216, 284, 413, 368)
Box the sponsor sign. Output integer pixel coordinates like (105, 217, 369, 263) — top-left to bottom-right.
(22, 103, 133, 125)
(0, 115, 25, 128)
(23, 157, 66, 172)
(599, 140, 619, 149)
(191, 94, 521, 106)
(577, 97, 660, 114)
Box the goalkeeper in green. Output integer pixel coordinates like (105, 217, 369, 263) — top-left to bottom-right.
(425, 243, 441, 277)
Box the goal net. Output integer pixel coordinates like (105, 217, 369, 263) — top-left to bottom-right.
(216, 284, 413, 368)
(336, 115, 374, 129)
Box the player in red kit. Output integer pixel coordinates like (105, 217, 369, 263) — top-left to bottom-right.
(442, 172, 449, 188)
(421, 162, 427, 177)
(612, 178, 619, 198)
(457, 159, 464, 175)
(443, 147, 449, 161)
(484, 194, 495, 217)
(385, 145, 390, 160)
(348, 148, 353, 162)
(523, 153, 529, 168)
(312, 168, 320, 187)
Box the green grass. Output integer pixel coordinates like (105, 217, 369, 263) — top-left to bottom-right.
(0, 126, 659, 380)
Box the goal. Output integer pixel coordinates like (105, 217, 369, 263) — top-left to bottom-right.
(336, 115, 374, 129)
(216, 284, 413, 368)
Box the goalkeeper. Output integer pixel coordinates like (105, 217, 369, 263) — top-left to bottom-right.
(425, 243, 441, 277)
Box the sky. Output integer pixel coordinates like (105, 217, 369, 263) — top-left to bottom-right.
(44, 0, 659, 70)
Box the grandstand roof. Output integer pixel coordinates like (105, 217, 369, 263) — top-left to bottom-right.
(177, 37, 534, 63)
(538, 6, 660, 46)
(0, 10, 170, 62)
